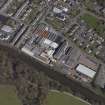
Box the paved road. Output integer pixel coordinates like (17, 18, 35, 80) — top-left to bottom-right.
(11, 25, 28, 46)
(0, 12, 23, 23)
(64, 6, 105, 34)
(64, 8, 85, 34)
(14, 0, 29, 18)
(15, 26, 31, 48)
(31, 7, 48, 26)
(85, 10, 105, 21)
(82, 4, 105, 21)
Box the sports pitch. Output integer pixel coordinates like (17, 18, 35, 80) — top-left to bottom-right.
(0, 85, 22, 105)
(46, 90, 90, 105)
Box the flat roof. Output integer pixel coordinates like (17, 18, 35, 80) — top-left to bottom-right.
(22, 47, 34, 57)
(53, 7, 62, 14)
(76, 64, 96, 78)
(44, 39, 58, 49)
(1, 25, 13, 33)
(79, 55, 98, 70)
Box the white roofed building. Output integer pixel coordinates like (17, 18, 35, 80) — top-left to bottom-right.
(53, 7, 62, 14)
(1, 25, 14, 33)
(76, 64, 96, 79)
(43, 38, 58, 49)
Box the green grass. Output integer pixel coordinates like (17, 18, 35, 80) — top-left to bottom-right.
(0, 85, 22, 105)
(46, 91, 90, 105)
(80, 14, 105, 35)
(81, 14, 98, 28)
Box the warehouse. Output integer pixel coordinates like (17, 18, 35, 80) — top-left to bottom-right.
(76, 64, 96, 78)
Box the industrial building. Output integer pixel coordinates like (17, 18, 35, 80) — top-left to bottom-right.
(76, 64, 96, 79)
(22, 23, 66, 64)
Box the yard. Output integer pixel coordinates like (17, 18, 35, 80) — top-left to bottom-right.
(46, 17, 65, 31)
(0, 85, 22, 105)
(46, 90, 90, 105)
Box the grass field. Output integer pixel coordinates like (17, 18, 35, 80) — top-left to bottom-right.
(0, 85, 22, 105)
(46, 90, 90, 105)
(80, 14, 105, 35)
